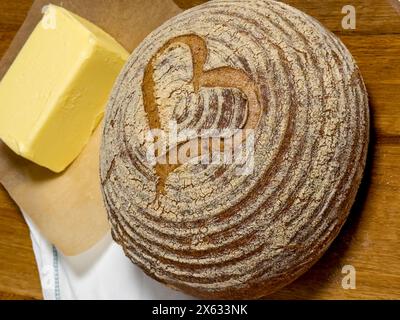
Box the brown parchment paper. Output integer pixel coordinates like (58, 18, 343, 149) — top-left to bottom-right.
(0, 0, 186, 256)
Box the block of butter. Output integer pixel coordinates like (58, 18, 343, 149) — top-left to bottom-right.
(0, 5, 129, 172)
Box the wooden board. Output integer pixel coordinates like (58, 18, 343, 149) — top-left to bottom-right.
(0, 0, 399, 300)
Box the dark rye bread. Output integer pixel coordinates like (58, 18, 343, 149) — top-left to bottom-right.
(100, 0, 369, 299)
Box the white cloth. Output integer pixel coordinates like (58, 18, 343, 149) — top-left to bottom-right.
(23, 212, 193, 300)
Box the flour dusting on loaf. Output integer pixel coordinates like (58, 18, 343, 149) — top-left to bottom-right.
(100, 0, 369, 299)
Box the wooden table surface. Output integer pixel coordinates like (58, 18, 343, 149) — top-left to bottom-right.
(0, 0, 399, 300)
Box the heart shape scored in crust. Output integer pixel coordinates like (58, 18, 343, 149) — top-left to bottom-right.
(142, 34, 262, 196)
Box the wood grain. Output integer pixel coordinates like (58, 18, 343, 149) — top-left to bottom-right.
(0, 0, 399, 300)
(0, 0, 42, 300)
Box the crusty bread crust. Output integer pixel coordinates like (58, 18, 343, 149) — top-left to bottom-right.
(100, 0, 369, 299)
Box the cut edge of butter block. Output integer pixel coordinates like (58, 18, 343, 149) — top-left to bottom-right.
(0, 5, 129, 172)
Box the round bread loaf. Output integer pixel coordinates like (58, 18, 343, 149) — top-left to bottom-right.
(100, 0, 369, 299)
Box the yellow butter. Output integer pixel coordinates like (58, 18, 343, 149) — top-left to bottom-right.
(0, 5, 129, 172)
